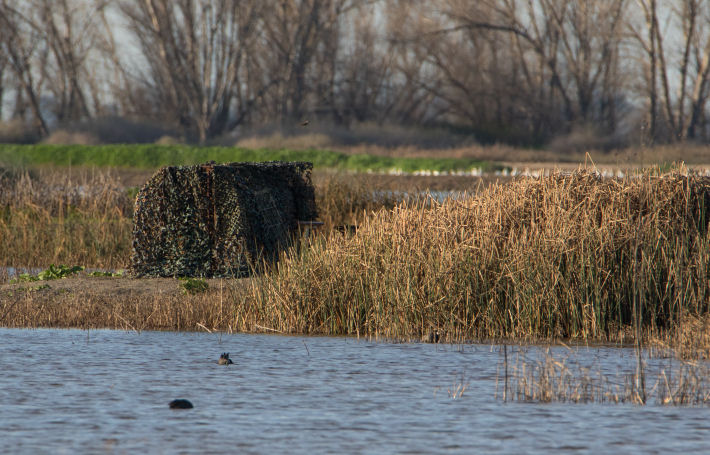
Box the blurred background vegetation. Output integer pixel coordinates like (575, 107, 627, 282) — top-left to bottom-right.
(0, 0, 709, 158)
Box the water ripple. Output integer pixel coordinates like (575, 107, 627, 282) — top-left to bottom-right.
(1, 328, 709, 454)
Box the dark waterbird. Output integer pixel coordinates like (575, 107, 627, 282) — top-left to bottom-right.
(426, 329, 440, 343)
(218, 352, 234, 365)
(169, 399, 193, 409)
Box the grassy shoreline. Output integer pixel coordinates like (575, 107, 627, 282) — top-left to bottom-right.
(0, 274, 706, 349)
(2, 165, 710, 348)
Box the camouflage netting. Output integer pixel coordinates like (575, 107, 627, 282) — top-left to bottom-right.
(130, 161, 318, 277)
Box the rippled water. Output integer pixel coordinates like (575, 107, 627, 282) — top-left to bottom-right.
(1, 328, 708, 454)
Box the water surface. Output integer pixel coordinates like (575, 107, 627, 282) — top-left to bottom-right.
(1, 328, 708, 454)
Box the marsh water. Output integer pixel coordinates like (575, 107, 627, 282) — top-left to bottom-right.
(1, 328, 709, 454)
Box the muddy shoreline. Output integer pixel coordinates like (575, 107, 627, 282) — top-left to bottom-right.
(0, 275, 252, 333)
(1, 275, 241, 299)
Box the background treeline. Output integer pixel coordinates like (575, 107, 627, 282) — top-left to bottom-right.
(2, 0, 710, 150)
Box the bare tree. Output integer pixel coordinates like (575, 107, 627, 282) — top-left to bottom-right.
(324, 2, 396, 124)
(0, 1, 49, 136)
(436, 0, 627, 141)
(0, 0, 109, 135)
(630, 0, 710, 141)
(6, 0, 710, 147)
(259, 0, 369, 126)
(392, 1, 527, 138)
(33, 0, 109, 123)
(382, 0, 442, 125)
(0, 27, 6, 121)
(119, 0, 261, 142)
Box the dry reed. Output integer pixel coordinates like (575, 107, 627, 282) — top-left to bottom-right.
(498, 346, 710, 406)
(244, 165, 710, 341)
(0, 278, 248, 332)
(0, 168, 133, 269)
(313, 171, 405, 229)
(650, 313, 710, 360)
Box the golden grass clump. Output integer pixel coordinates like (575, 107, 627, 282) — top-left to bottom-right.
(650, 313, 710, 360)
(312, 171, 405, 229)
(0, 168, 133, 269)
(671, 314, 710, 359)
(500, 348, 629, 404)
(246, 166, 710, 341)
(4, 164, 710, 345)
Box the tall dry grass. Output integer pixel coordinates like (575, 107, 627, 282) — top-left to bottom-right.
(313, 171, 406, 229)
(650, 313, 710, 360)
(0, 167, 403, 270)
(0, 168, 133, 269)
(244, 166, 710, 341)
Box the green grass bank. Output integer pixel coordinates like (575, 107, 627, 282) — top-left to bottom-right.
(0, 144, 490, 174)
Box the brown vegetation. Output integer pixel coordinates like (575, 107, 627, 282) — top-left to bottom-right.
(4, 165, 710, 348)
(0, 276, 246, 333)
(241, 165, 710, 341)
(0, 167, 412, 269)
(0, 168, 132, 269)
(650, 313, 710, 360)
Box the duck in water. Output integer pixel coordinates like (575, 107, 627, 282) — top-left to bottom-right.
(426, 329, 440, 343)
(218, 352, 234, 365)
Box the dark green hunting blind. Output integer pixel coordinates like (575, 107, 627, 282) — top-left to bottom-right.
(130, 161, 318, 277)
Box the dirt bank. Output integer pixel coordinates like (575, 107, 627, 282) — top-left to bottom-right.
(0, 275, 255, 332)
(1, 276, 241, 299)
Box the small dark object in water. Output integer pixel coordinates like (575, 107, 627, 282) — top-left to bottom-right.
(169, 399, 193, 409)
(427, 329, 440, 343)
(218, 352, 234, 365)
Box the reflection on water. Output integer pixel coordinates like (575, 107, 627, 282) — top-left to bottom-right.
(1, 328, 708, 454)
